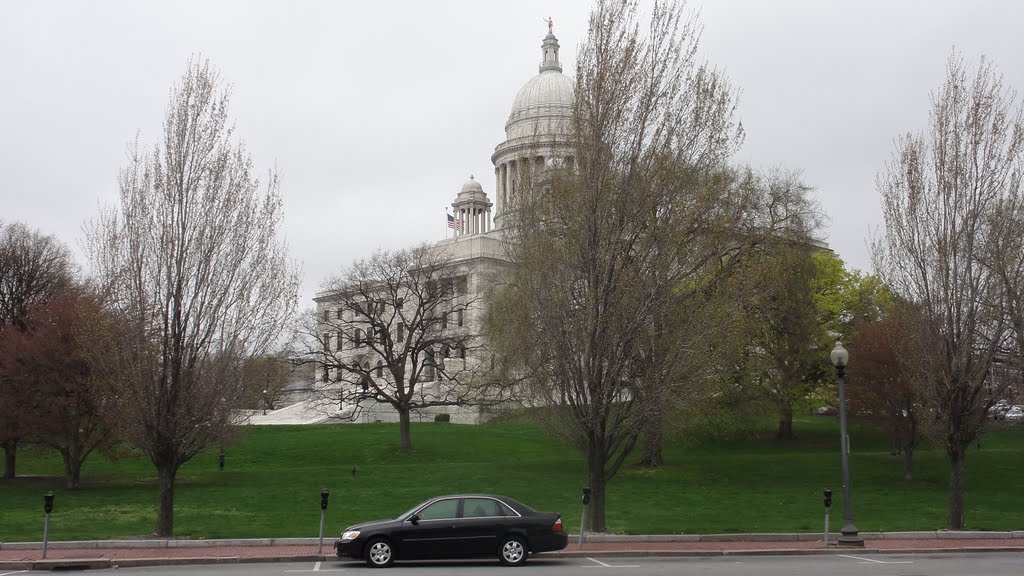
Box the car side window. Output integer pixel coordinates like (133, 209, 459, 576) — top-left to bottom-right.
(417, 498, 459, 520)
(497, 501, 519, 516)
(462, 497, 505, 518)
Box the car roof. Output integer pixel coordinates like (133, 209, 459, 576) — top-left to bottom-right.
(422, 494, 535, 511)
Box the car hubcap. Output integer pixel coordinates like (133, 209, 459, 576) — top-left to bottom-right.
(370, 542, 391, 564)
(503, 540, 524, 563)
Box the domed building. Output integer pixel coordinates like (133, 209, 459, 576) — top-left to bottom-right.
(297, 27, 574, 426)
(492, 26, 575, 229)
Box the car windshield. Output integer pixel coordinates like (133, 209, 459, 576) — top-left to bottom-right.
(397, 499, 431, 520)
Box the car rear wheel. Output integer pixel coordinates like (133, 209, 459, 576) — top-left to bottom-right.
(499, 535, 528, 566)
(365, 537, 395, 568)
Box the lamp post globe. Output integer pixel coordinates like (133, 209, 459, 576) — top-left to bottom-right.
(832, 341, 863, 546)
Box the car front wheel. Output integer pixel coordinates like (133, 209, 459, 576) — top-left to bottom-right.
(499, 535, 528, 566)
(365, 537, 395, 568)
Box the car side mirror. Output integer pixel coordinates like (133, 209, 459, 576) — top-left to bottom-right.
(409, 514, 420, 525)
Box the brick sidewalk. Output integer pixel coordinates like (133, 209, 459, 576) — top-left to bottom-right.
(2, 534, 1023, 570)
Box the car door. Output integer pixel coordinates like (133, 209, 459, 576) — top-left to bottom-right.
(390, 497, 461, 559)
(452, 497, 508, 556)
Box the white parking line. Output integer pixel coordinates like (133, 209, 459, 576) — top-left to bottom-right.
(583, 557, 640, 568)
(838, 554, 913, 564)
(0, 571, 29, 576)
(284, 563, 346, 574)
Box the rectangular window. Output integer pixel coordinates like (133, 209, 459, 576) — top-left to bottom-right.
(323, 309, 329, 321)
(442, 312, 448, 329)
(355, 328, 362, 347)
(336, 309, 342, 320)
(323, 333, 330, 351)
(423, 350, 435, 381)
(397, 322, 405, 342)
(457, 276, 468, 295)
(336, 330, 343, 351)
(457, 310, 464, 327)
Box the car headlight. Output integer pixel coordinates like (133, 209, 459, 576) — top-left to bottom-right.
(341, 530, 361, 540)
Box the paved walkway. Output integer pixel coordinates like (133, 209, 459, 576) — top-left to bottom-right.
(2, 533, 1023, 570)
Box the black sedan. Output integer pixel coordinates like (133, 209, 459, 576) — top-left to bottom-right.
(334, 494, 568, 567)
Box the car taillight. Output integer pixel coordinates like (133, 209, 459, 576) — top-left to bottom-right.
(552, 517, 564, 533)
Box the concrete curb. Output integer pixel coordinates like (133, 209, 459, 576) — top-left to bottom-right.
(4, 531, 1022, 550)
(4, 531, 1024, 571)
(5, 546, 1024, 571)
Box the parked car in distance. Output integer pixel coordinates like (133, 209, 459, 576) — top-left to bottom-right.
(335, 494, 568, 567)
(989, 401, 1011, 419)
(1005, 406, 1024, 421)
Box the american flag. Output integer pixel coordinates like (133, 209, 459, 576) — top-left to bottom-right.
(447, 213, 460, 229)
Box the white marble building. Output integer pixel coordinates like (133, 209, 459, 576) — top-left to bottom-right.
(247, 28, 576, 426)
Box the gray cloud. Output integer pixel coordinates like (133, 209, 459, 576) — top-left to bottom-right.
(3, 0, 1022, 305)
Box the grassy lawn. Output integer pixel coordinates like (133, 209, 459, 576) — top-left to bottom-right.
(1, 416, 1022, 541)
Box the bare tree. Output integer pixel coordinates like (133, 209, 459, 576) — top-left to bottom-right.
(0, 222, 74, 478)
(84, 57, 299, 536)
(486, 0, 828, 532)
(306, 244, 502, 450)
(872, 52, 1024, 529)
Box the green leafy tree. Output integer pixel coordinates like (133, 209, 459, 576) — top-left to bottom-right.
(741, 247, 836, 439)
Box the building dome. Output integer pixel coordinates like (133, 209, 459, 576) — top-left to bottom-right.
(460, 174, 483, 195)
(492, 25, 577, 231)
(503, 32, 574, 141)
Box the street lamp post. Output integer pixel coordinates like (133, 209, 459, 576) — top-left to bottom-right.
(831, 341, 863, 547)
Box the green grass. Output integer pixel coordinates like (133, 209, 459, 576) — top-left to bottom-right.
(1, 417, 1022, 541)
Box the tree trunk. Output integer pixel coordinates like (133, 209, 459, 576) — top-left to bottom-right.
(2, 439, 16, 479)
(586, 459, 607, 533)
(61, 448, 82, 490)
(775, 406, 794, 440)
(903, 442, 914, 481)
(890, 423, 901, 455)
(946, 444, 966, 530)
(638, 408, 664, 468)
(398, 408, 412, 451)
(901, 417, 916, 481)
(155, 464, 177, 536)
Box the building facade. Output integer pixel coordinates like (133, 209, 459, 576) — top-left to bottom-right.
(299, 28, 575, 425)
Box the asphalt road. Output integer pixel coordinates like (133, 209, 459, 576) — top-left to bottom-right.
(7, 552, 1022, 576)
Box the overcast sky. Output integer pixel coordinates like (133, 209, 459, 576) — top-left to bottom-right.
(3, 0, 1023, 306)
